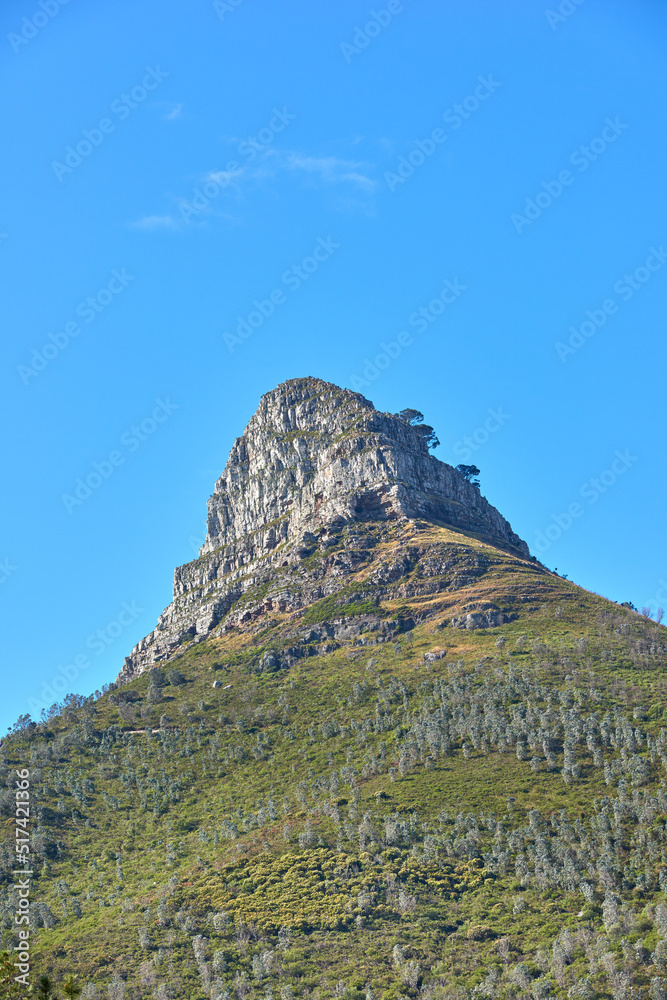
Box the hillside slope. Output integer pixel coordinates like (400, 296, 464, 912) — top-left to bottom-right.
(2, 379, 667, 1000)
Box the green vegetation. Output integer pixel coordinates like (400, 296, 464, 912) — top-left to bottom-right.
(176, 849, 486, 933)
(300, 587, 382, 625)
(1, 521, 667, 999)
(394, 408, 440, 450)
(455, 465, 481, 490)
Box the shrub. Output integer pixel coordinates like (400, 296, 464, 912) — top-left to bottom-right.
(467, 924, 496, 941)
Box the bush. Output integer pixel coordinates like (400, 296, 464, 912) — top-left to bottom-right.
(467, 924, 496, 941)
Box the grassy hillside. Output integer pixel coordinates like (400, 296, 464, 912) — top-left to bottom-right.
(2, 521, 667, 1000)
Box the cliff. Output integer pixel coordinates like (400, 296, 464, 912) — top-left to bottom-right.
(118, 377, 530, 681)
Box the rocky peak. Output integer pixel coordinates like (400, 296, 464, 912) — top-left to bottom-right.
(197, 376, 524, 565)
(119, 377, 529, 682)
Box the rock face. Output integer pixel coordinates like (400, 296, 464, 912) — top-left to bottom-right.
(118, 377, 529, 682)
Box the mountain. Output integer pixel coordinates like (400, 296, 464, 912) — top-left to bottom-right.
(2, 377, 667, 1000)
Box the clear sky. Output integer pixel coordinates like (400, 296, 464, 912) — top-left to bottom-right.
(2, 0, 666, 734)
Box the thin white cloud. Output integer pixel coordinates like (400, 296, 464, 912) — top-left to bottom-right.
(128, 146, 376, 232)
(164, 104, 183, 121)
(206, 167, 246, 186)
(129, 215, 178, 230)
(280, 152, 375, 191)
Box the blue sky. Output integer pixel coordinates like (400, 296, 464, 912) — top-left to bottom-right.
(2, 0, 666, 733)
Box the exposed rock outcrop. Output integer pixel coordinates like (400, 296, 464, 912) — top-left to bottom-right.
(118, 377, 530, 682)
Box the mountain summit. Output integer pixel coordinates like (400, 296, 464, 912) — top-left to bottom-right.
(120, 377, 528, 681)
